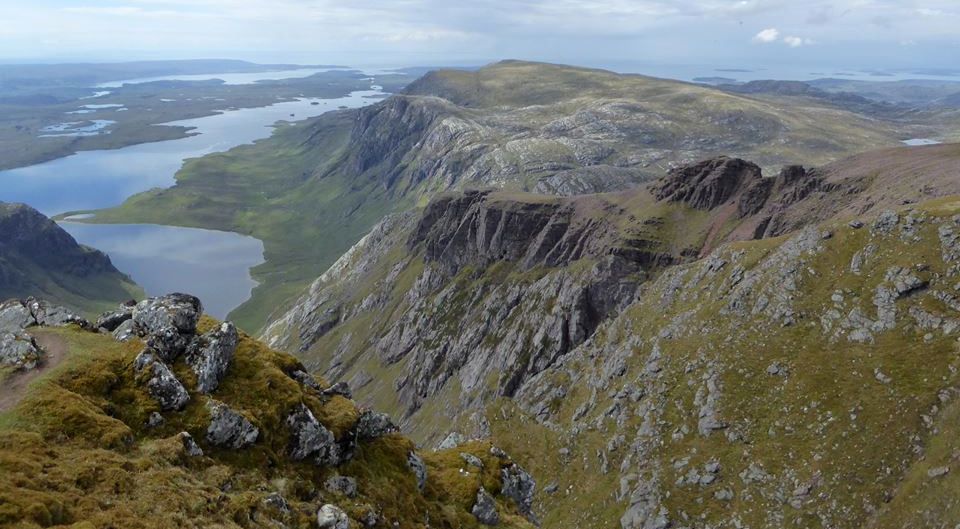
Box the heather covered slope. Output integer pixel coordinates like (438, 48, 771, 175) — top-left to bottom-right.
(0, 202, 141, 315)
(263, 144, 960, 527)
(88, 60, 913, 332)
(0, 297, 538, 528)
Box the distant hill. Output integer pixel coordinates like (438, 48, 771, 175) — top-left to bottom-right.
(92, 60, 911, 330)
(0, 202, 140, 315)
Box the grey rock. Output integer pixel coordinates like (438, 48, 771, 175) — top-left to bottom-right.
(472, 486, 500, 525)
(848, 220, 864, 229)
(132, 293, 203, 361)
(438, 432, 467, 449)
(0, 300, 34, 333)
(205, 399, 259, 449)
(290, 369, 322, 390)
(324, 476, 358, 498)
(316, 504, 349, 529)
(407, 451, 428, 491)
(134, 350, 190, 411)
(95, 304, 134, 332)
(322, 381, 353, 399)
(928, 466, 950, 478)
(885, 266, 928, 297)
(0, 331, 42, 370)
(185, 321, 238, 394)
(178, 432, 204, 457)
(714, 488, 734, 501)
(544, 482, 559, 494)
(285, 404, 341, 465)
(112, 319, 136, 342)
(355, 410, 398, 439)
(874, 369, 893, 384)
(26, 298, 90, 329)
(460, 452, 484, 469)
(501, 463, 537, 522)
(871, 209, 899, 234)
(147, 411, 165, 428)
(263, 492, 290, 513)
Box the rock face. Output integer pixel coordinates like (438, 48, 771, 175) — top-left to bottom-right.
(132, 293, 202, 361)
(652, 157, 763, 211)
(185, 322, 238, 394)
(205, 399, 259, 449)
(134, 351, 190, 411)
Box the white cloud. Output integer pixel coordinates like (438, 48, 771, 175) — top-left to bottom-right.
(783, 36, 813, 47)
(752, 28, 780, 43)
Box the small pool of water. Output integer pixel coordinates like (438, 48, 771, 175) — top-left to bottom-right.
(902, 138, 942, 146)
(61, 223, 265, 319)
(39, 120, 115, 137)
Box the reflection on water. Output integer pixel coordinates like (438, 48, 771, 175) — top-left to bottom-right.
(96, 67, 349, 88)
(902, 138, 942, 146)
(39, 119, 116, 137)
(61, 223, 265, 319)
(0, 90, 382, 215)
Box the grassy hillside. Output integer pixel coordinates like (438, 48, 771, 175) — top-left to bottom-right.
(84, 61, 924, 332)
(259, 144, 960, 526)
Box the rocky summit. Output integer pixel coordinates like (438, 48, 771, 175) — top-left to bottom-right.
(0, 292, 539, 528)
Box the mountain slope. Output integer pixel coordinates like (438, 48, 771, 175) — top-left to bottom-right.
(263, 143, 960, 526)
(0, 294, 538, 528)
(89, 60, 910, 331)
(0, 202, 141, 315)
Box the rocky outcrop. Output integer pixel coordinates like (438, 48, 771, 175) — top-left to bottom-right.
(134, 350, 190, 411)
(185, 322, 238, 394)
(132, 293, 202, 361)
(355, 410, 399, 439)
(205, 399, 259, 449)
(407, 451, 428, 491)
(472, 487, 500, 525)
(652, 157, 763, 211)
(502, 464, 537, 523)
(286, 404, 342, 465)
(0, 298, 89, 370)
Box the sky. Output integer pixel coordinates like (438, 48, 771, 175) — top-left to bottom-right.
(0, 0, 957, 74)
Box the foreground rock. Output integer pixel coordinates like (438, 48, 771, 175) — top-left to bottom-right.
(132, 293, 202, 361)
(134, 351, 190, 411)
(205, 399, 259, 449)
(316, 504, 349, 529)
(185, 321, 238, 394)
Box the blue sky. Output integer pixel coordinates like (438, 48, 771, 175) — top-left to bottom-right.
(0, 0, 957, 73)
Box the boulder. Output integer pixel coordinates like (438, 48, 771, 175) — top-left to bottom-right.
(316, 504, 349, 529)
(0, 331, 43, 370)
(460, 452, 484, 469)
(263, 492, 290, 513)
(27, 298, 89, 329)
(501, 463, 537, 522)
(0, 300, 34, 334)
(285, 404, 341, 465)
(205, 399, 259, 449)
(290, 369, 322, 390)
(324, 476, 358, 498)
(132, 293, 203, 361)
(95, 304, 134, 332)
(355, 410, 398, 439)
(438, 432, 467, 449)
(322, 381, 353, 399)
(471, 487, 500, 525)
(112, 319, 136, 342)
(185, 322, 238, 394)
(407, 451, 428, 491)
(134, 350, 190, 411)
(178, 432, 204, 457)
(147, 411, 165, 428)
